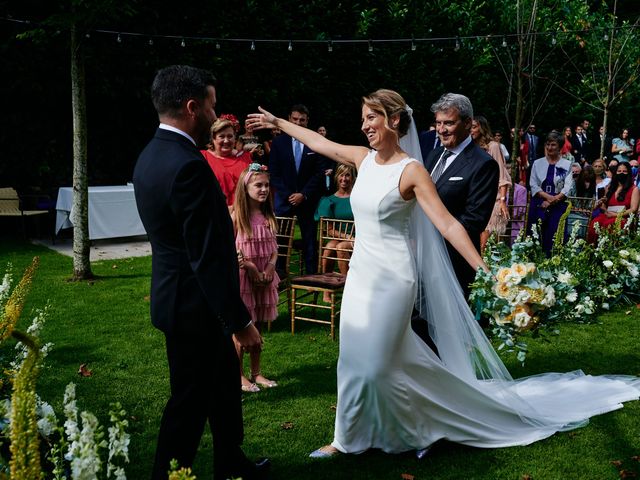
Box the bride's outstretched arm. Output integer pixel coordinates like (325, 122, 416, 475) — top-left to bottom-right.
(402, 163, 488, 272)
(246, 107, 368, 168)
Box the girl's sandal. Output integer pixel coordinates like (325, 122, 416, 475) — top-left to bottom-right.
(250, 372, 278, 388)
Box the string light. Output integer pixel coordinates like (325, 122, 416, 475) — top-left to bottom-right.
(4, 16, 634, 51)
(148, 38, 153, 46)
(250, 40, 255, 51)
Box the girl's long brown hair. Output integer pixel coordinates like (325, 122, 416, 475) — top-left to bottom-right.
(233, 169, 277, 238)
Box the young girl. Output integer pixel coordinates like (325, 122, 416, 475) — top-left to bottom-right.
(232, 163, 280, 392)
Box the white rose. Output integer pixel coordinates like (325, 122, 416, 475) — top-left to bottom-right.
(565, 291, 578, 303)
(557, 272, 573, 284)
(513, 310, 531, 328)
(603, 260, 614, 269)
(620, 250, 630, 258)
(541, 285, 556, 307)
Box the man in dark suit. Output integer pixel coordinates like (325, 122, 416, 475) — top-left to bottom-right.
(269, 104, 327, 274)
(418, 123, 440, 160)
(571, 124, 588, 164)
(423, 93, 499, 298)
(133, 65, 269, 480)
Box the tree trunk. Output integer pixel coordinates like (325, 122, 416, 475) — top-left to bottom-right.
(70, 23, 93, 280)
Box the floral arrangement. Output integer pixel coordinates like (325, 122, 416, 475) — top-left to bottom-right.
(219, 113, 240, 133)
(0, 259, 130, 479)
(471, 213, 640, 364)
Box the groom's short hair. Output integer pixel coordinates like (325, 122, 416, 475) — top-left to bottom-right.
(151, 65, 216, 118)
(431, 93, 473, 121)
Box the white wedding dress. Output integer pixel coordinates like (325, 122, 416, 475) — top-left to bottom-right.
(331, 150, 640, 454)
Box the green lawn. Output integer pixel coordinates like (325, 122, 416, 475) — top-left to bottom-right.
(1, 238, 639, 479)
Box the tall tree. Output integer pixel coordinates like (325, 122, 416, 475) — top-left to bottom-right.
(558, 0, 640, 159)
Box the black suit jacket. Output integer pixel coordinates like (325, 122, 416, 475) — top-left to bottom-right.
(268, 133, 327, 216)
(133, 128, 250, 336)
(418, 130, 440, 161)
(424, 141, 499, 294)
(571, 135, 588, 163)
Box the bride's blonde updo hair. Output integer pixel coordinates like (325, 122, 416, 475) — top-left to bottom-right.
(361, 89, 411, 138)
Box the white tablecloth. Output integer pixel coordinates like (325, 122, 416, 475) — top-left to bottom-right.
(55, 185, 146, 240)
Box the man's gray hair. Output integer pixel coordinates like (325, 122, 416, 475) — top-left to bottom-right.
(430, 93, 474, 121)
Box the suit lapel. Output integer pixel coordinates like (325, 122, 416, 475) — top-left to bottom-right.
(436, 144, 472, 187)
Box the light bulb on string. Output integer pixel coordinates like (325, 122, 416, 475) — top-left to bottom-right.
(288, 40, 292, 51)
(411, 37, 416, 51)
(250, 40, 256, 51)
(604, 32, 609, 41)
(454, 37, 461, 51)
(148, 38, 153, 46)
(216, 41, 221, 50)
(117, 33, 122, 43)
(502, 36, 507, 47)
(551, 34, 557, 45)
(327, 40, 333, 52)
(368, 40, 373, 52)
(85, 32, 90, 39)
(181, 38, 186, 47)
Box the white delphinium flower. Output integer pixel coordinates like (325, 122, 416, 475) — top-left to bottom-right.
(107, 403, 130, 479)
(603, 260, 614, 269)
(64, 382, 80, 461)
(70, 411, 106, 480)
(36, 399, 57, 438)
(0, 270, 11, 304)
(11, 306, 52, 370)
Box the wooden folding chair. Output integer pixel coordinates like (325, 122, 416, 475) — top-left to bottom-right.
(290, 218, 355, 340)
(272, 216, 297, 331)
(566, 196, 597, 239)
(0, 187, 50, 239)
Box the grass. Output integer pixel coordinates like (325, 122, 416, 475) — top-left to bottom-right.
(1, 237, 639, 479)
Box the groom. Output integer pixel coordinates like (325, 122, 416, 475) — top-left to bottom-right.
(133, 65, 269, 479)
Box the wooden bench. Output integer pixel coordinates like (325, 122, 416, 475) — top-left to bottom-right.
(0, 187, 50, 238)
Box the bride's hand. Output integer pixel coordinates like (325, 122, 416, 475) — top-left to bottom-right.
(246, 107, 278, 131)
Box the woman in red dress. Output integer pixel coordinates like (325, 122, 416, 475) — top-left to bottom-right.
(201, 118, 252, 209)
(587, 162, 640, 242)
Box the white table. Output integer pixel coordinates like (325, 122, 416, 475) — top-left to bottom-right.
(55, 185, 146, 240)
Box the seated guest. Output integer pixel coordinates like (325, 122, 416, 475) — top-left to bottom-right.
(592, 158, 611, 199)
(568, 165, 596, 238)
(528, 131, 574, 255)
(201, 118, 252, 208)
(587, 162, 639, 242)
(314, 164, 356, 301)
(571, 162, 582, 180)
(612, 128, 634, 163)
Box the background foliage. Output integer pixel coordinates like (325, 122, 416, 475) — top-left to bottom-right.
(2, 0, 640, 195)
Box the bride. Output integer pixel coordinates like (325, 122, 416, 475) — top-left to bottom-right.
(247, 89, 640, 458)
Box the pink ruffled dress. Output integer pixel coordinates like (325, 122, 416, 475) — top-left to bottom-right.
(236, 212, 280, 323)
